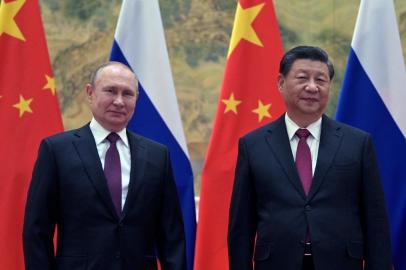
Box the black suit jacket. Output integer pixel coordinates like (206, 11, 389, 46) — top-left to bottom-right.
(23, 124, 186, 270)
(228, 114, 392, 270)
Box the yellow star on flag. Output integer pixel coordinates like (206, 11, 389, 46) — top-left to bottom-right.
(252, 100, 271, 122)
(227, 2, 265, 57)
(43, 75, 56, 95)
(13, 94, 33, 118)
(0, 0, 26, 41)
(222, 93, 242, 114)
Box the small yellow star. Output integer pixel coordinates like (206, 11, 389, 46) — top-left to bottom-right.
(13, 94, 33, 118)
(0, 0, 26, 41)
(252, 100, 271, 122)
(227, 2, 265, 57)
(43, 75, 56, 95)
(222, 93, 242, 114)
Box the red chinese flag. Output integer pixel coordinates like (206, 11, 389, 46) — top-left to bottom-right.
(0, 0, 63, 269)
(194, 0, 285, 269)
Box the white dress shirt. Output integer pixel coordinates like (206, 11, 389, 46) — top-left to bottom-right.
(89, 118, 131, 209)
(285, 113, 322, 175)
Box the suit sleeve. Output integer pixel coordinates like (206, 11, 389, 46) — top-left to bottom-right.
(228, 138, 257, 270)
(361, 135, 392, 270)
(23, 139, 58, 270)
(156, 148, 187, 270)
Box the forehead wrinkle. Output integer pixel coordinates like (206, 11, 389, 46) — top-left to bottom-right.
(291, 62, 329, 76)
(95, 70, 138, 94)
(92, 62, 137, 86)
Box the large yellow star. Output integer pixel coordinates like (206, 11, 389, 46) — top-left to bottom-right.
(222, 92, 242, 114)
(13, 94, 33, 118)
(0, 0, 26, 41)
(227, 2, 265, 57)
(252, 100, 271, 122)
(43, 74, 56, 95)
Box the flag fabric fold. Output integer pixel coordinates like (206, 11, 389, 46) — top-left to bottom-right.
(0, 0, 64, 269)
(335, 0, 406, 269)
(110, 1, 196, 270)
(194, 0, 285, 269)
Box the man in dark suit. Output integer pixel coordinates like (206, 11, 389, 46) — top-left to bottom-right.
(23, 62, 186, 270)
(228, 46, 392, 270)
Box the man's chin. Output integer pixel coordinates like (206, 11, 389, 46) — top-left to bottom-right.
(105, 119, 128, 131)
(299, 104, 322, 113)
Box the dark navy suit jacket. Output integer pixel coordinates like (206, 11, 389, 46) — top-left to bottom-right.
(228, 114, 391, 270)
(23, 124, 186, 270)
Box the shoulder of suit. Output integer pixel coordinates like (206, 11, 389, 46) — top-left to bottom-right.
(126, 130, 168, 151)
(242, 123, 272, 141)
(41, 124, 89, 144)
(323, 115, 371, 139)
(241, 114, 285, 141)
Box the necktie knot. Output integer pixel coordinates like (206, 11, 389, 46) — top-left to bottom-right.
(296, 129, 310, 140)
(106, 133, 120, 144)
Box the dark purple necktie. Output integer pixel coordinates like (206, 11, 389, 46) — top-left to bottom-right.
(104, 133, 122, 216)
(295, 129, 312, 195)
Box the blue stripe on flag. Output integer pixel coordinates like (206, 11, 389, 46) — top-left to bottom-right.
(111, 40, 196, 270)
(336, 49, 406, 270)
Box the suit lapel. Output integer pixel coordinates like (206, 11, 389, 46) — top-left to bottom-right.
(121, 131, 147, 219)
(265, 115, 307, 200)
(307, 115, 343, 201)
(72, 125, 119, 219)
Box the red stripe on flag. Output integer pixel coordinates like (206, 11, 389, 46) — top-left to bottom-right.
(0, 0, 64, 269)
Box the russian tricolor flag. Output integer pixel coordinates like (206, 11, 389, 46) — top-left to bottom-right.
(336, 0, 406, 269)
(109, 1, 196, 270)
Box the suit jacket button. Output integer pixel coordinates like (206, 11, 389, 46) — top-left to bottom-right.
(115, 252, 121, 259)
(305, 205, 312, 211)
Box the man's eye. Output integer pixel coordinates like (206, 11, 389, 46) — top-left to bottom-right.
(317, 78, 328, 85)
(123, 90, 135, 97)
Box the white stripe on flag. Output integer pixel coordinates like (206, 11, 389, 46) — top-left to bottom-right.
(352, 0, 406, 138)
(114, 0, 189, 155)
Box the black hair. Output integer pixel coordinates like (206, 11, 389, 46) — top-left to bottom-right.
(279, 46, 335, 79)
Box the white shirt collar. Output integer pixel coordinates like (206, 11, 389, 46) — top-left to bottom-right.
(89, 118, 129, 147)
(285, 113, 322, 141)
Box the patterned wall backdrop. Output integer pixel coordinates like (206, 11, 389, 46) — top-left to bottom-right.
(40, 0, 406, 194)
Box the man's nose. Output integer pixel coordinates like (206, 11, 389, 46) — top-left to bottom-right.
(113, 95, 124, 106)
(305, 79, 319, 92)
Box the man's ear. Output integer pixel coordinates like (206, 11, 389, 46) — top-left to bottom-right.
(85, 83, 93, 103)
(277, 74, 285, 92)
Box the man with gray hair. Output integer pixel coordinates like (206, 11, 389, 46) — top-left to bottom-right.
(23, 62, 186, 270)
